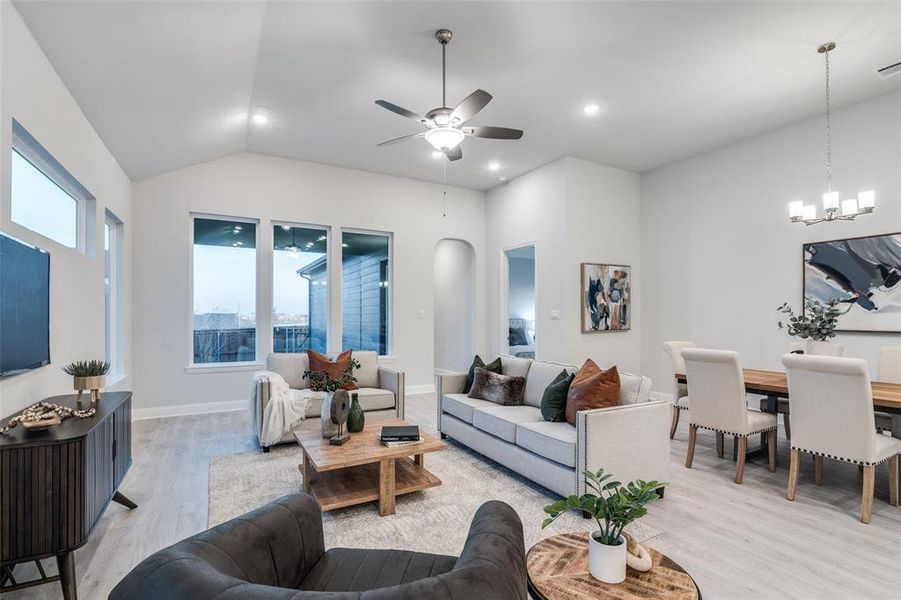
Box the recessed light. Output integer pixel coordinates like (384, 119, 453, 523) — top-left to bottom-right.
(582, 104, 600, 116)
(488, 162, 500, 171)
(498, 175, 507, 182)
(431, 151, 444, 159)
(251, 107, 269, 125)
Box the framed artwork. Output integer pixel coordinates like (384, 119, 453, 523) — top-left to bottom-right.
(803, 231, 901, 333)
(581, 263, 631, 333)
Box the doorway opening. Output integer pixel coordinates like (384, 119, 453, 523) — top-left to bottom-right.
(504, 244, 536, 358)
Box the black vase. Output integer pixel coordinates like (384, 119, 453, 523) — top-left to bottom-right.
(347, 393, 365, 433)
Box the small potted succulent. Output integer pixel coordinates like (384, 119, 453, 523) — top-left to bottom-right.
(777, 298, 849, 355)
(304, 358, 360, 438)
(62, 360, 110, 404)
(542, 468, 664, 584)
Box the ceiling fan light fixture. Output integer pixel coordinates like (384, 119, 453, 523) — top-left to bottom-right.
(425, 127, 465, 151)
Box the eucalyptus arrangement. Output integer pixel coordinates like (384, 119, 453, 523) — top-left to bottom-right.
(304, 358, 361, 393)
(542, 468, 664, 583)
(776, 298, 849, 341)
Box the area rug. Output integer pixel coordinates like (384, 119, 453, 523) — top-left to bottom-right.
(208, 440, 660, 555)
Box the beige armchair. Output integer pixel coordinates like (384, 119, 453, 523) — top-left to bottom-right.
(253, 351, 404, 450)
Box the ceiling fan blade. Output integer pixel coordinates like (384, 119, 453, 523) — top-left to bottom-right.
(376, 132, 424, 147)
(375, 100, 429, 125)
(445, 146, 463, 161)
(450, 89, 492, 123)
(465, 126, 524, 140)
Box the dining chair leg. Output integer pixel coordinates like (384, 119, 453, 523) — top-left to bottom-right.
(685, 424, 698, 468)
(861, 465, 875, 524)
(783, 413, 791, 441)
(716, 432, 724, 459)
(767, 429, 777, 472)
(889, 455, 899, 507)
(670, 406, 681, 439)
(735, 436, 747, 484)
(814, 455, 824, 486)
(787, 448, 800, 501)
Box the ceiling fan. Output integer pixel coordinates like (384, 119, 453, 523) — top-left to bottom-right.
(375, 28, 524, 161)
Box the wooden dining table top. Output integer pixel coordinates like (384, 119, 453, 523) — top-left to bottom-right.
(675, 369, 901, 413)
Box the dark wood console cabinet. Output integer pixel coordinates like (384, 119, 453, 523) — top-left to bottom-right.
(0, 392, 136, 599)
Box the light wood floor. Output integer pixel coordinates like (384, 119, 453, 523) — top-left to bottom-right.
(5, 394, 900, 599)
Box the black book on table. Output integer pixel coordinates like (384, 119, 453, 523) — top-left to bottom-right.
(380, 425, 420, 441)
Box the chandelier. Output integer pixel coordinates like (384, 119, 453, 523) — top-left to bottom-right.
(789, 42, 875, 226)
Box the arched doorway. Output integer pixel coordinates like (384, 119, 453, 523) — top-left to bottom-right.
(433, 239, 476, 371)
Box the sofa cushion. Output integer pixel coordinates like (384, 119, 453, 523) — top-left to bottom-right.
(524, 360, 577, 407)
(266, 352, 310, 390)
(464, 355, 502, 394)
(516, 421, 577, 468)
(540, 370, 574, 422)
(469, 368, 525, 406)
(300, 547, 458, 592)
(306, 388, 394, 417)
(618, 370, 652, 405)
(472, 405, 543, 443)
(353, 351, 380, 388)
(500, 354, 532, 379)
(442, 394, 497, 424)
(565, 361, 621, 425)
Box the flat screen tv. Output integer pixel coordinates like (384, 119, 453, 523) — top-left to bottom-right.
(0, 232, 50, 376)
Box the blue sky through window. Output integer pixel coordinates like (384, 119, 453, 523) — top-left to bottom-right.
(11, 149, 77, 248)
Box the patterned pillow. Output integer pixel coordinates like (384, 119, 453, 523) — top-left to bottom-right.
(468, 367, 526, 406)
(464, 355, 502, 394)
(306, 349, 358, 391)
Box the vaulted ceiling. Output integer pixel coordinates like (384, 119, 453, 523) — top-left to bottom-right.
(13, 1, 901, 190)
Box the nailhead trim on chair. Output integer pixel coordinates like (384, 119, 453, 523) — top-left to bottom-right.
(791, 446, 900, 467)
(576, 414, 588, 496)
(692, 423, 778, 437)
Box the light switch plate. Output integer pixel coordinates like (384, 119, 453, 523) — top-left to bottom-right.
(417, 309, 425, 319)
(550, 309, 561, 320)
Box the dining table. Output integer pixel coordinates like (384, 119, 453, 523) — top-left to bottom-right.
(675, 369, 901, 460)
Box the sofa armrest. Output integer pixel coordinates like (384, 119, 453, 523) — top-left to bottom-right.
(435, 371, 468, 432)
(254, 376, 271, 448)
(378, 366, 405, 419)
(576, 399, 671, 496)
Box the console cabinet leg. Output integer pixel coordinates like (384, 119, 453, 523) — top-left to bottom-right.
(56, 552, 77, 600)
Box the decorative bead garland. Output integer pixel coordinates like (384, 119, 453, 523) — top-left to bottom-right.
(0, 402, 96, 434)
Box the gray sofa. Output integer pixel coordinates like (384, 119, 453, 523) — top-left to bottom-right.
(109, 493, 527, 599)
(437, 355, 671, 498)
(253, 351, 404, 449)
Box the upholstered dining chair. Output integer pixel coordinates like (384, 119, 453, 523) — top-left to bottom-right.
(682, 348, 778, 483)
(664, 341, 695, 439)
(876, 347, 901, 432)
(782, 354, 900, 524)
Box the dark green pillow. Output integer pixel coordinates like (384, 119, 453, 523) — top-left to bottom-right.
(541, 370, 575, 422)
(464, 355, 502, 393)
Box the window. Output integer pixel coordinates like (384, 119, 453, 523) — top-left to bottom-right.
(192, 216, 257, 364)
(104, 211, 125, 376)
(341, 230, 391, 355)
(273, 224, 328, 353)
(10, 120, 93, 251)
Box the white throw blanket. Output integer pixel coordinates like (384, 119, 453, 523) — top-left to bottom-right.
(252, 371, 317, 446)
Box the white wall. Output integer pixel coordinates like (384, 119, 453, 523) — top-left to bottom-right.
(641, 91, 901, 391)
(486, 157, 642, 372)
(0, 3, 133, 416)
(131, 152, 486, 415)
(507, 254, 535, 321)
(433, 238, 476, 372)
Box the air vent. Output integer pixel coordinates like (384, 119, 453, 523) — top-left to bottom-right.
(877, 60, 901, 79)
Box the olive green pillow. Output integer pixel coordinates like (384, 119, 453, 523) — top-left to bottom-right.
(464, 355, 502, 394)
(541, 369, 575, 422)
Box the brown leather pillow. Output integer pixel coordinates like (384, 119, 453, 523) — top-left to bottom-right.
(307, 349, 358, 390)
(565, 360, 620, 425)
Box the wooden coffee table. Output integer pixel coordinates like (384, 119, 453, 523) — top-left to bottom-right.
(294, 419, 447, 516)
(527, 532, 701, 599)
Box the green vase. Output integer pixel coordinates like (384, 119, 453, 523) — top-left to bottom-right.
(347, 393, 365, 433)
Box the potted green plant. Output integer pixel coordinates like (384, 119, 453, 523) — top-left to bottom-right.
(304, 358, 361, 438)
(542, 468, 664, 584)
(62, 360, 110, 403)
(777, 298, 849, 354)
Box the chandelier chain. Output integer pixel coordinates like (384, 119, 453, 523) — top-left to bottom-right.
(824, 47, 832, 192)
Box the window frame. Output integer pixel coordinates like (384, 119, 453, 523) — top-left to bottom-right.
(271, 220, 332, 354)
(11, 120, 95, 254)
(104, 210, 126, 379)
(188, 212, 261, 369)
(338, 227, 394, 358)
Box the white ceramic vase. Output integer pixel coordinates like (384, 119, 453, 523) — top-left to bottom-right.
(588, 532, 627, 584)
(805, 340, 840, 356)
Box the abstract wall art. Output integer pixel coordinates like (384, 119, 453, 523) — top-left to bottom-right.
(581, 263, 631, 333)
(803, 232, 901, 333)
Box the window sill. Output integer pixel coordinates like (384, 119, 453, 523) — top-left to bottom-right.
(184, 362, 264, 374)
(104, 373, 129, 389)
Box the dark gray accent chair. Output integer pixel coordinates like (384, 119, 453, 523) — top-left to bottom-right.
(109, 494, 527, 599)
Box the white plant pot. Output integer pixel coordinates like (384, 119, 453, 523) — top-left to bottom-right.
(588, 532, 627, 584)
(806, 340, 838, 356)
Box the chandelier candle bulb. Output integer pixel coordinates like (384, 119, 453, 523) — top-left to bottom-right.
(858, 190, 875, 210)
(822, 191, 840, 211)
(842, 198, 858, 216)
(789, 201, 804, 218)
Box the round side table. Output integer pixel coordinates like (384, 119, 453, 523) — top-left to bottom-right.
(527, 532, 701, 600)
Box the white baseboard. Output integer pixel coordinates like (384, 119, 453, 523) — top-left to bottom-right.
(133, 399, 245, 421)
(406, 383, 435, 395)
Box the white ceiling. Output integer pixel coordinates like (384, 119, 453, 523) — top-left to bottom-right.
(13, 1, 901, 190)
